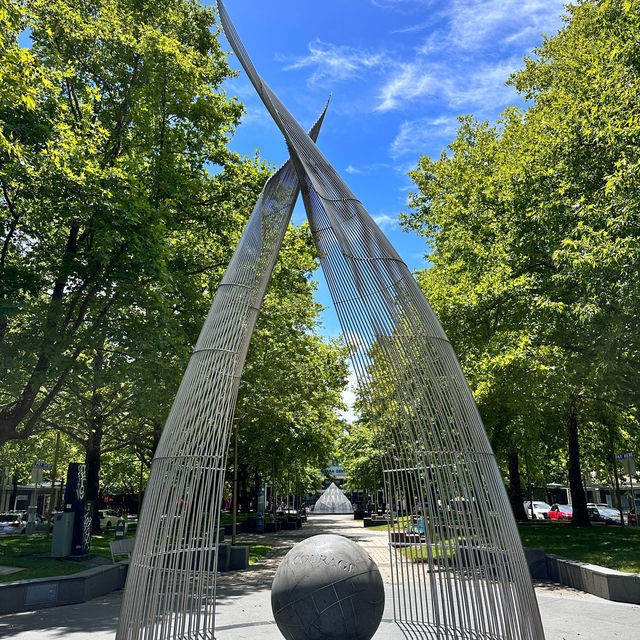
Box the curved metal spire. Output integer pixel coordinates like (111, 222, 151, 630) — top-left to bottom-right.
(116, 104, 329, 640)
(217, 2, 545, 639)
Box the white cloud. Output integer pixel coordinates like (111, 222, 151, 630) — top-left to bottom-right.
(446, 58, 524, 107)
(380, 0, 564, 50)
(392, 20, 433, 34)
(377, 57, 521, 113)
(344, 162, 395, 176)
(374, 0, 565, 113)
(372, 213, 398, 230)
(338, 369, 360, 425)
(371, 0, 435, 9)
(283, 39, 388, 87)
(239, 106, 273, 128)
(390, 116, 459, 157)
(394, 161, 418, 175)
(278, 2, 565, 117)
(446, 0, 565, 51)
(377, 62, 436, 112)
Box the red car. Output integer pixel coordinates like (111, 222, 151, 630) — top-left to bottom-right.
(548, 504, 573, 520)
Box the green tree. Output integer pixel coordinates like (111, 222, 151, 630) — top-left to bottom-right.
(0, 0, 50, 157)
(404, 0, 640, 526)
(338, 421, 384, 505)
(234, 224, 349, 511)
(0, 0, 268, 444)
(0, 427, 81, 510)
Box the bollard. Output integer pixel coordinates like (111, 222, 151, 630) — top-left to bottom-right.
(115, 518, 127, 540)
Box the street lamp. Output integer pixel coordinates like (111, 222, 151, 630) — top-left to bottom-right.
(530, 483, 535, 520)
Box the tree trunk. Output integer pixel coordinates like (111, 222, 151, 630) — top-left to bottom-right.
(253, 469, 261, 513)
(151, 420, 163, 458)
(567, 397, 590, 527)
(239, 464, 250, 513)
(507, 445, 528, 520)
(9, 473, 18, 510)
(270, 461, 277, 518)
(0, 223, 80, 444)
(606, 422, 624, 525)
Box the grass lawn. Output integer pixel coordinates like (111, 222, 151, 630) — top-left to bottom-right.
(248, 544, 271, 564)
(518, 522, 640, 573)
(0, 534, 101, 583)
(368, 518, 640, 573)
(399, 544, 453, 563)
(365, 516, 413, 532)
(366, 523, 389, 531)
(219, 512, 256, 526)
(0, 533, 272, 582)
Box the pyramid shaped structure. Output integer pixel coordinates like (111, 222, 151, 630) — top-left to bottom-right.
(313, 483, 353, 514)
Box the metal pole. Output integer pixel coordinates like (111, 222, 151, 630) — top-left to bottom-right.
(232, 422, 238, 545)
(631, 472, 637, 527)
(138, 459, 144, 514)
(609, 429, 623, 524)
(49, 432, 61, 520)
(530, 484, 535, 521)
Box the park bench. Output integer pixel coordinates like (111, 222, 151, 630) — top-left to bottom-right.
(110, 536, 136, 563)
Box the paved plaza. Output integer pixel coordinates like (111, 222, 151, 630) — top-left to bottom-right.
(0, 515, 637, 639)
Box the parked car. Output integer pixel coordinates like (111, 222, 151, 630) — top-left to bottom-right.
(587, 505, 622, 525)
(523, 501, 551, 520)
(548, 504, 573, 520)
(98, 508, 121, 529)
(0, 511, 51, 536)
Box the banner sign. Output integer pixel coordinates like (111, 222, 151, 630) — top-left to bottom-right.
(64, 463, 91, 555)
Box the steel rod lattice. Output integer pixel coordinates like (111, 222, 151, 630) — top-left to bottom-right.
(115, 107, 328, 640)
(216, 3, 545, 639)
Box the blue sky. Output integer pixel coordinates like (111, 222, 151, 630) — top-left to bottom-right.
(213, 0, 567, 339)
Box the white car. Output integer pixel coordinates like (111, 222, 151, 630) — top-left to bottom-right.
(0, 511, 51, 535)
(523, 501, 551, 520)
(98, 508, 122, 529)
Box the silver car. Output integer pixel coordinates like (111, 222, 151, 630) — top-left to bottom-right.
(523, 501, 551, 520)
(0, 511, 51, 535)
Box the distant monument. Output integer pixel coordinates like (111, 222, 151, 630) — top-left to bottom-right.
(313, 482, 353, 514)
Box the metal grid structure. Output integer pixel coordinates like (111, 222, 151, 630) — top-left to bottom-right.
(117, 1, 546, 637)
(216, 3, 545, 639)
(115, 107, 328, 640)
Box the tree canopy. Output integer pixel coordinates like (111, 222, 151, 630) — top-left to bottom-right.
(0, 0, 266, 445)
(403, 0, 640, 524)
(0, 0, 349, 519)
(235, 223, 349, 506)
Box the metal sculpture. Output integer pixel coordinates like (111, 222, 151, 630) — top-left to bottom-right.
(312, 482, 353, 514)
(116, 107, 328, 640)
(117, 1, 546, 638)
(216, 3, 545, 640)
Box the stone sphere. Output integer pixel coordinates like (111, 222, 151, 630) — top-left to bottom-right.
(271, 534, 385, 640)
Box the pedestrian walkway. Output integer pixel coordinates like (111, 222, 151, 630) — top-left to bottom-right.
(0, 514, 637, 639)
